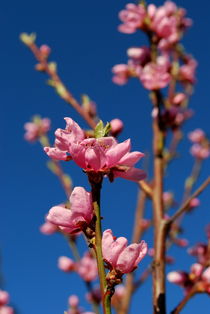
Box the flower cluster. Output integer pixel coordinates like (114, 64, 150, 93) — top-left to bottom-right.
(188, 129, 210, 159)
(24, 116, 51, 142)
(58, 252, 98, 282)
(168, 226, 210, 295)
(167, 263, 210, 295)
(44, 117, 146, 182)
(118, 2, 191, 47)
(102, 229, 147, 274)
(0, 291, 14, 314)
(113, 1, 196, 93)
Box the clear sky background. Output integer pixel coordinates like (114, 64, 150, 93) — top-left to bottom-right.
(0, 0, 210, 313)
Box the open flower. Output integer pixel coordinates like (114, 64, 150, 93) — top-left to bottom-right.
(70, 137, 145, 182)
(140, 61, 171, 90)
(102, 229, 147, 274)
(24, 117, 51, 142)
(44, 117, 145, 182)
(76, 252, 98, 282)
(118, 3, 146, 34)
(47, 187, 93, 234)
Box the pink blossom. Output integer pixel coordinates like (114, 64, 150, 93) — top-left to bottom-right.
(0, 291, 9, 306)
(76, 252, 98, 282)
(161, 107, 193, 129)
(163, 191, 174, 205)
(70, 136, 146, 182)
(102, 229, 147, 274)
(110, 119, 124, 136)
(190, 263, 203, 278)
(40, 221, 58, 235)
(44, 117, 85, 161)
(86, 286, 101, 304)
(188, 243, 207, 264)
(68, 295, 79, 308)
(167, 271, 187, 285)
(172, 93, 186, 105)
(112, 64, 129, 85)
(139, 218, 150, 230)
(140, 62, 170, 90)
(202, 267, 210, 284)
(188, 129, 205, 143)
(190, 144, 210, 159)
(111, 285, 125, 307)
(40, 44, 51, 58)
(175, 238, 189, 247)
(58, 256, 75, 272)
(47, 187, 93, 234)
(24, 117, 51, 142)
(0, 306, 14, 314)
(180, 58, 197, 83)
(149, 1, 191, 50)
(127, 46, 150, 65)
(118, 3, 146, 34)
(189, 198, 200, 209)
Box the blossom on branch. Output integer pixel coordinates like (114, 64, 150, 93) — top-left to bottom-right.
(44, 117, 146, 182)
(47, 187, 93, 234)
(102, 229, 147, 274)
(24, 116, 51, 142)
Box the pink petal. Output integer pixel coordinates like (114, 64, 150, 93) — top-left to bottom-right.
(113, 168, 146, 181)
(134, 241, 148, 266)
(102, 229, 127, 268)
(64, 117, 85, 141)
(47, 206, 73, 228)
(116, 243, 140, 273)
(44, 147, 68, 161)
(106, 139, 131, 167)
(117, 151, 144, 166)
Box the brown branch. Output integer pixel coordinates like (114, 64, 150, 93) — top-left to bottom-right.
(138, 180, 153, 198)
(152, 90, 167, 314)
(28, 43, 97, 129)
(170, 286, 198, 314)
(166, 176, 210, 227)
(118, 189, 147, 314)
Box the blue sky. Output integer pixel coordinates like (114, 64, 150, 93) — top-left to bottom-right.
(0, 0, 210, 313)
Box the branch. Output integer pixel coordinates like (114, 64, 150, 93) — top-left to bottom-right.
(138, 180, 153, 198)
(28, 42, 97, 129)
(118, 189, 147, 314)
(166, 176, 210, 227)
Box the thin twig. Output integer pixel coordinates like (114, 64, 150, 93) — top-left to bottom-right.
(29, 43, 96, 129)
(118, 189, 147, 314)
(166, 177, 210, 227)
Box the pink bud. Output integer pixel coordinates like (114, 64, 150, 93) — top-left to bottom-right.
(174, 238, 188, 247)
(40, 45, 51, 57)
(0, 291, 9, 306)
(167, 271, 186, 284)
(188, 129, 205, 143)
(202, 267, 210, 283)
(191, 263, 203, 278)
(0, 306, 14, 314)
(189, 198, 200, 208)
(110, 119, 124, 136)
(173, 93, 186, 105)
(58, 256, 74, 272)
(76, 252, 98, 282)
(68, 295, 79, 308)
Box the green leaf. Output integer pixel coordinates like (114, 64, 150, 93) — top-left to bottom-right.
(94, 120, 111, 138)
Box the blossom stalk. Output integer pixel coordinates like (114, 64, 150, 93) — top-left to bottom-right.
(89, 178, 111, 314)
